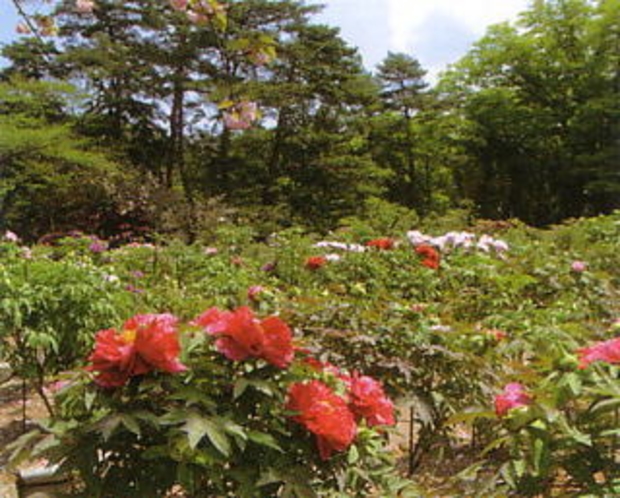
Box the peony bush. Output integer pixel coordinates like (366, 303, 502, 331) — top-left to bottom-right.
(10, 308, 412, 497)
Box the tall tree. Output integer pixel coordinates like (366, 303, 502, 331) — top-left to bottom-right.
(372, 53, 431, 212)
(0, 78, 119, 238)
(442, 0, 620, 223)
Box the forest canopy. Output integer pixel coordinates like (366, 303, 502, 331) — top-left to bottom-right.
(1, 0, 618, 241)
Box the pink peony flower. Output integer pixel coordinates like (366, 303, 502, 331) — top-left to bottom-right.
(494, 383, 532, 417)
(571, 260, 587, 273)
(305, 256, 327, 270)
(577, 337, 620, 369)
(365, 238, 395, 250)
(87, 313, 187, 388)
(3, 230, 19, 242)
(486, 329, 508, 341)
(343, 373, 395, 427)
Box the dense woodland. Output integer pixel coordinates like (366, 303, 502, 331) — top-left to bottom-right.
(1, 0, 619, 242)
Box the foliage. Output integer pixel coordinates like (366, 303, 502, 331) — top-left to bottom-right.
(0, 235, 132, 413)
(0, 78, 122, 239)
(442, 0, 620, 224)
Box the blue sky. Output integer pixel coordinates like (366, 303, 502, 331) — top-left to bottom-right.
(313, 0, 531, 78)
(1, 0, 531, 78)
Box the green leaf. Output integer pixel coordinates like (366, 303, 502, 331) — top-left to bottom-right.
(6, 429, 42, 470)
(533, 437, 547, 476)
(233, 378, 249, 400)
(247, 430, 283, 452)
(120, 414, 141, 437)
(84, 391, 96, 411)
(347, 444, 359, 464)
(222, 419, 246, 441)
(564, 372, 582, 396)
(256, 468, 284, 487)
(182, 413, 231, 456)
(98, 414, 122, 441)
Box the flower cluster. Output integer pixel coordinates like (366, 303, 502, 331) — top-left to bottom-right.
(287, 369, 395, 459)
(89, 237, 108, 253)
(313, 241, 366, 253)
(577, 337, 620, 369)
(407, 230, 509, 255)
(88, 313, 187, 388)
(494, 382, 532, 417)
(305, 255, 328, 270)
(86, 305, 394, 463)
(415, 244, 440, 269)
(192, 306, 294, 368)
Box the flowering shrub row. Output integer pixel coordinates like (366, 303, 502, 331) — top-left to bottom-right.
(8, 306, 406, 496)
(2, 211, 619, 495)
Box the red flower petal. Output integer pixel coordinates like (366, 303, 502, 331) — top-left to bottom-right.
(260, 316, 294, 368)
(287, 381, 357, 460)
(346, 374, 395, 427)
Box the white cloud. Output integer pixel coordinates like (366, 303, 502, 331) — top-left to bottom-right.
(387, 0, 529, 53)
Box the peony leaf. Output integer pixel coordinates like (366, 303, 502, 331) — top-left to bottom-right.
(120, 414, 141, 437)
(183, 413, 231, 456)
(248, 430, 283, 452)
(233, 378, 249, 399)
(98, 414, 122, 441)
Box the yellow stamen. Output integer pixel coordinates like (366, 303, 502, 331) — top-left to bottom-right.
(121, 328, 137, 344)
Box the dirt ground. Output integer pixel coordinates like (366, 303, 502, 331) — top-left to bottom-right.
(0, 378, 51, 468)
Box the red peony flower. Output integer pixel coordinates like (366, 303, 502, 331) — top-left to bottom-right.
(193, 306, 294, 368)
(365, 238, 395, 250)
(87, 328, 135, 387)
(343, 373, 395, 427)
(129, 314, 187, 374)
(259, 316, 295, 368)
(287, 380, 357, 460)
(494, 383, 532, 417)
(88, 313, 186, 388)
(415, 244, 440, 269)
(191, 306, 227, 329)
(305, 255, 327, 270)
(577, 337, 620, 369)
